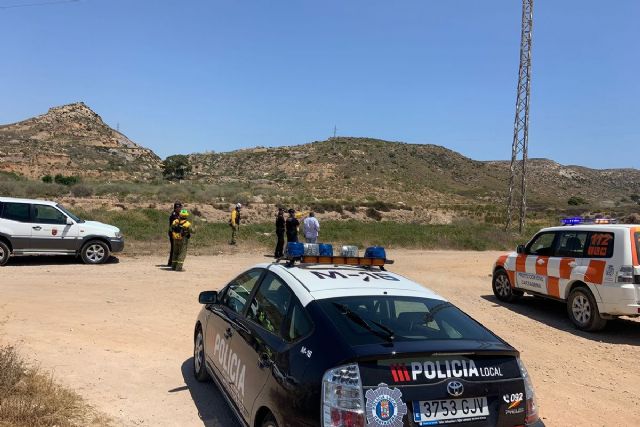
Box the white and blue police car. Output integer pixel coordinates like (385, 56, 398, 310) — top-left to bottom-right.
(193, 244, 543, 427)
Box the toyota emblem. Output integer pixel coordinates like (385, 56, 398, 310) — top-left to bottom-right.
(447, 380, 464, 397)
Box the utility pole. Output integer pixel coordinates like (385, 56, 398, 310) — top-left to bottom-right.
(333, 125, 337, 138)
(506, 0, 533, 233)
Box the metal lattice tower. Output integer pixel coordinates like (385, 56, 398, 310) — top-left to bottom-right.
(506, 0, 533, 233)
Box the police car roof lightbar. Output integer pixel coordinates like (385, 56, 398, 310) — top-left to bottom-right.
(280, 243, 394, 267)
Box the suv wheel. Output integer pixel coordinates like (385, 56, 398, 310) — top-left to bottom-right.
(0, 241, 10, 266)
(567, 287, 607, 331)
(261, 415, 278, 427)
(492, 270, 522, 302)
(80, 240, 110, 264)
(193, 327, 210, 382)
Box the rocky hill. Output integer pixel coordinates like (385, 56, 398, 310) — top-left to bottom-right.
(187, 137, 640, 208)
(0, 103, 160, 180)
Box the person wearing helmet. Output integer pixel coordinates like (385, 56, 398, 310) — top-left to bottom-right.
(285, 208, 300, 243)
(170, 209, 193, 271)
(229, 203, 242, 245)
(167, 201, 183, 266)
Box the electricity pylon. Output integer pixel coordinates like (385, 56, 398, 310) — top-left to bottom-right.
(506, 0, 534, 233)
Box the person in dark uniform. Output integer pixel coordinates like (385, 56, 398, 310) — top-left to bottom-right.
(285, 208, 300, 243)
(274, 207, 286, 258)
(167, 201, 182, 266)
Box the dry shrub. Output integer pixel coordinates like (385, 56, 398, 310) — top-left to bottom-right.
(0, 345, 110, 427)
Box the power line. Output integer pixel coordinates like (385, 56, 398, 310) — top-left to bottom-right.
(0, 0, 80, 10)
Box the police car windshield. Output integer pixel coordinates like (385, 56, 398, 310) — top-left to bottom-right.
(56, 204, 84, 223)
(319, 296, 498, 345)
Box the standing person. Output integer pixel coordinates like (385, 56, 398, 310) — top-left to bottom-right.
(274, 207, 286, 258)
(167, 201, 182, 266)
(303, 212, 320, 243)
(229, 203, 241, 245)
(170, 209, 193, 272)
(285, 208, 300, 243)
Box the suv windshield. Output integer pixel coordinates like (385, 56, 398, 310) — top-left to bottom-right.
(56, 204, 84, 223)
(318, 296, 499, 345)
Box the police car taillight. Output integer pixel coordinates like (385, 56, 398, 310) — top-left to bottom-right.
(322, 364, 365, 427)
(517, 358, 539, 425)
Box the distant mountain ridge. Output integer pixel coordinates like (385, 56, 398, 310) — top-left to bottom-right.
(0, 102, 160, 180)
(1, 104, 638, 209)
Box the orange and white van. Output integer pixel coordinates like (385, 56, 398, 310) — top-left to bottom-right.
(492, 223, 640, 331)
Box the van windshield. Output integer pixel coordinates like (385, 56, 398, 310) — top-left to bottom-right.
(56, 204, 84, 223)
(318, 296, 499, 345)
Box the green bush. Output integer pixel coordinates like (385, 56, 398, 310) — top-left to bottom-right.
(567, 196, 587, 206)
(54, 174, 80, 186)
(41, 175, 53, 183)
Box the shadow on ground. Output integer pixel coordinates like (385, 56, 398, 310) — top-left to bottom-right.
(4, 255, 120, 267)
(482, 294, 640, 346)
(179, 358, 241, 427)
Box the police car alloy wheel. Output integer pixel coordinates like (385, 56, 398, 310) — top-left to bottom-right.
(193, 327, 210, 382)
(567, 287, 607, 332)
(80, 240, 110, 264)
(492, 270, 522, 302)
(0, 241, 9, 266)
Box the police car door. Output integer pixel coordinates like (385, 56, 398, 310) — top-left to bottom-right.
(204, 269, 264, 412)
(232, 271, 295, 421)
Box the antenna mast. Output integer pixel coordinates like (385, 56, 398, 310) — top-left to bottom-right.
(506, 0, 533, 233)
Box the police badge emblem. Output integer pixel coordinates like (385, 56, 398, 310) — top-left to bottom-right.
(365, 383, 407, 426)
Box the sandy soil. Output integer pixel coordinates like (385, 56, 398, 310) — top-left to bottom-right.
(1, 250, 639, 427)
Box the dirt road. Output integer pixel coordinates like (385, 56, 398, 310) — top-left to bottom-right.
(1, 251, 639, 426)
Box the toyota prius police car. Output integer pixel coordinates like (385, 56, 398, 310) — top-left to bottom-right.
(193, 244, 543, 427)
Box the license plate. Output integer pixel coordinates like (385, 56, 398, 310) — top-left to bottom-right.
(413, 397, 489, 425)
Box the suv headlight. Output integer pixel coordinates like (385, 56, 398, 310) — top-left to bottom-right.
(322, 364, 365, 427)
(115, 232, 123, 239)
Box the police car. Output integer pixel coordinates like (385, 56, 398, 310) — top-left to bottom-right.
(492, 218, 640, 331)
(193, 244, 542, 427)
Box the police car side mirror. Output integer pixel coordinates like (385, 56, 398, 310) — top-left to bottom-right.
(198, 291, 218, 305)
(516, 244, 526, 254)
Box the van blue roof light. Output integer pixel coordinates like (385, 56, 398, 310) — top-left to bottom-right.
(561, 217, 583, 225)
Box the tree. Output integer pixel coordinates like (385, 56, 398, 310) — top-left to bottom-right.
(162, 155, 192, 180)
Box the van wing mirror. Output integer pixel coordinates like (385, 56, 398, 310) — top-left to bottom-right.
(66, 217, 74, 225)
(516, 244, 526, 254)
(198, 291, 218, 305)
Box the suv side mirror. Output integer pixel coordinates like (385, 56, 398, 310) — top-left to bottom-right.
(198, 291, 218, 305)
(516, 244, 526, 254)
(66, 217, 74, 225)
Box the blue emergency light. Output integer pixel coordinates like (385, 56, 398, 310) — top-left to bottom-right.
(365, 246, 386, 260)
(561, 217, 583, 225)
(286, 242, 305, 257)
(318, 244, 333, 256)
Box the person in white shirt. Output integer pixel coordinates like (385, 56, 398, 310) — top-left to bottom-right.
(303, 212, 320, 243)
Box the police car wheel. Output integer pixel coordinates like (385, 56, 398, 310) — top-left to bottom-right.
(261, 415, 278, 427)
(492, 270, 521, 302)
(80, 240, 110, 264)
(567, 287, 607, 332)
(193, 327, 210, 382)
(0, 241, 10, 266)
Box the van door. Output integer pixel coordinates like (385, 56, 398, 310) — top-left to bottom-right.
(0, 202, 33, 250)
(29, 204, 79, 252)
(517, 232, 557, 293)
(549, 230, 590, 300)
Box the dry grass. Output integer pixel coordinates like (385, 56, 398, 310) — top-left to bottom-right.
(0, 345, 110, 427)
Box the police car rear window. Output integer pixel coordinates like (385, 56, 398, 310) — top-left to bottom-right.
(318, 296, 499, 345)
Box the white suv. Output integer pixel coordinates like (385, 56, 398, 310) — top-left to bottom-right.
(493, 222, 640, 331)
(0, 197, 124, 266)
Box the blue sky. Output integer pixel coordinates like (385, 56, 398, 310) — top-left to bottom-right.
(1, 0, 638, 168)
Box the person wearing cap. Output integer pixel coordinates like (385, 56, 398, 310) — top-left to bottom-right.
(170, 209, 193, 271)
(229, 203, 242, 245)
(285, 208, 300, 243)
(303, 211, 320, 244)
(274, 207, 286, 258)
(167, 201, 182, 266)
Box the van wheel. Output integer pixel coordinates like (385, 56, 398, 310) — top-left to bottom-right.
(261, 414, 278, 427)
(567, 287, 607, 331)
(80, 240, 110, 264)
(193, 327, 210, 382)
(492, 270, 522, 302)
(0, 241, 10, 266)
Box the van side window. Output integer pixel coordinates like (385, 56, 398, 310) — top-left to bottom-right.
(527, 233, 556, 256)
(1, 202, 31, 222)
(585, 232, 615, 258)
(556, 231, 588, 258)
(33, 205, 67, 225)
